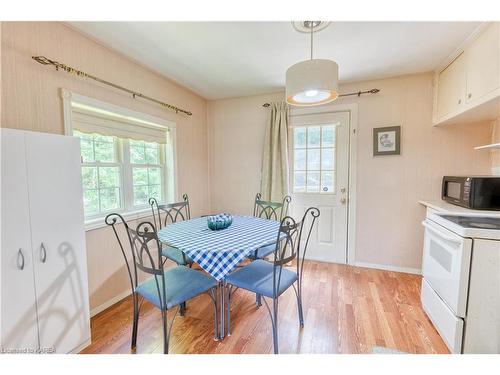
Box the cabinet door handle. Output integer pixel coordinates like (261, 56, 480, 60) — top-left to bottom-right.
(40, 243, 47, 263)
(17, 249, 25, 270)
(458, 99, 461, 104)
(468, 93, 472, 99)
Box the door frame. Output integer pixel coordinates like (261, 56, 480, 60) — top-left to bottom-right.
(289, 102, 358, 265)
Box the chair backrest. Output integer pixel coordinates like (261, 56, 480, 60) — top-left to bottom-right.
(105, 213, 168, 308)
(270, 207, 320, 298)
(149, 194, 191, 230)
(253, 193, 292, 221)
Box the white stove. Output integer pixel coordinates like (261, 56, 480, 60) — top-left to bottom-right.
(428, 212, 500, 240)
(421, 211, 500, 353)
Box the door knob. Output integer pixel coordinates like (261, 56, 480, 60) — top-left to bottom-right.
(340, 197, 347, 204)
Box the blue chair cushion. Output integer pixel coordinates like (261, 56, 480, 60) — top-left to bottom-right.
(226, 259, 298, 298)
(161, 246, 192, 265)
(135, 266, 217, 310)
(247, 243, 276, 260)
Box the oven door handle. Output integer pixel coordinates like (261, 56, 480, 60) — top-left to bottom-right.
(421, 220, 463, 245)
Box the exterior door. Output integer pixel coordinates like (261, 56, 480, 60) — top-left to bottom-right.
(0, 129, 40, 352)
(289, 110, 350, 264)
(25, 131, 90, 353)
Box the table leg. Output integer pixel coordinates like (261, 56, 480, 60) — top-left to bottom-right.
(219, 281, 225, 339)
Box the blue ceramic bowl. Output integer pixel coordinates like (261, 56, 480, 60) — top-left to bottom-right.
(207, 213, 233, 230)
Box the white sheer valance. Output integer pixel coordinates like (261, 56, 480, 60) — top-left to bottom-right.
(71, 104, 170, 144)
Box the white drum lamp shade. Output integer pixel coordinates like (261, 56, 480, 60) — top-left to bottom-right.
(286, 59, 339, 106)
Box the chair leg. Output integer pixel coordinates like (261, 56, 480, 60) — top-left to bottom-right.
(131, 294, 139, 350)
(272, 299, 279, 354)
(256, 293, 262, 307)
(161, 309, 169, 354)
(293, 283, 304, 327)
(180, 302, 187, 316)
(262, 296, 279, 354)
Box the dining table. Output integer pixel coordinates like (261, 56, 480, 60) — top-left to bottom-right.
(157, 215, 281, 339)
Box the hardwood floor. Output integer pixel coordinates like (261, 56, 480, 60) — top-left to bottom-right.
(81, 261, 449, 354)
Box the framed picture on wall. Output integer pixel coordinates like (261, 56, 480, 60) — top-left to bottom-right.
(373, 126, 401, 156)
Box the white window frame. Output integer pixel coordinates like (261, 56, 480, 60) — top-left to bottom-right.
(61, 88, 178, 231)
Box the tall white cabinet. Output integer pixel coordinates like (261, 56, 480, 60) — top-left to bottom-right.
(1, 128, 91, 353)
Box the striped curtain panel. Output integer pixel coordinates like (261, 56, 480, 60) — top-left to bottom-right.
(260, 102, 290, 202)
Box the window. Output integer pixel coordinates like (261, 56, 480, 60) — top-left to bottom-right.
(63, 91, 176, 223)
(73, 131, 165, 218)
(292, 125, 336, 193)
(74, 131, 167, 219)
(129, 140, 163, 206)
(75, 131, 122, 216)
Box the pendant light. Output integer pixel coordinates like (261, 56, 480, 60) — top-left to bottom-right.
(286, 21, 339, 106)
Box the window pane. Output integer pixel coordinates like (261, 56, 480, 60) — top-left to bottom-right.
(307, 149, 320, 170)
(294, 128, 307, 148)
(321, 171, 334, 193)
(322, 126, 336, 147)
(321, 148, 335, 170)
(145, 143, 160, 164)
(100, 187, 120, 211)
(306, 171, 320, 192)
(307, 126, 321, 147)
(94, 140, 115, 162)
(133, 167, 148, 186)
(148, 167, 162, 185)
(80, 139, 94, 162)
(83, 189, 99, 214)
(293, 171, 306, 192)
(94, 134, 114, 143)
(148, 185, 162, 200)
(294, 149, 306, 170)
(133, 185, 149, 206)
(130, 140, 146, 164)
(99, 167, 120, 188)
(82, 167, 98, 190)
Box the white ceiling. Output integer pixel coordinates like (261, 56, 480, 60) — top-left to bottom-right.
(68, 22, 481, 100)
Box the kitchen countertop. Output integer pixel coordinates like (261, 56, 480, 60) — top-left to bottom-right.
(419, 200, 500, 218)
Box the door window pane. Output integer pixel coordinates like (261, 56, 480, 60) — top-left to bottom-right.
(294, 128, 307, 148)
(307, 149, 321, 170)
(321, 148, 335, 170)
(293, 171, 306, 192)
(294, 149, 306, 170)
(292, 125, 337, 194)
(321, 171, 334, 193)
(322, 126, 336, 147)
(306, 171, 320, 192)
(307, 126, 321, 147)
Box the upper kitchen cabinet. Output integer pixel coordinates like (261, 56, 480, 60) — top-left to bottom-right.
(433, 22, 500, 126)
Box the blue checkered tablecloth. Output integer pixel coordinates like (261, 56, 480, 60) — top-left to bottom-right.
(157, 216, 280, 281)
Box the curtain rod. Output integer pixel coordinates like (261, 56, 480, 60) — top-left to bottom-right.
(262, 88, 380, 107)
(32, 56, 193, 116)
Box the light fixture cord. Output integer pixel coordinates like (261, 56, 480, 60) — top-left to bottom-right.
(310, 22, 314, 60)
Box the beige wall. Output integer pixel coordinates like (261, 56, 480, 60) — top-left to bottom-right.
(207, 73, 493, 271)
(1, 22, 210, 311)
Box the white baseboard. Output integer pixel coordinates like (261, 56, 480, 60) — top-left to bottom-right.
(354, 261, 421, 275)
(90, 289, 131, 317)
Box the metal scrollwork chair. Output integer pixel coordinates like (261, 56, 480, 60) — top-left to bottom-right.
(225, 207, 320, 354)
(249, 193, 292, 260)
(105, 213, 218, 354)
(149, 194, 193, 267)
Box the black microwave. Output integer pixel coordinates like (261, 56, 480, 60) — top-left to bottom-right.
(442, 176, 500, 210)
